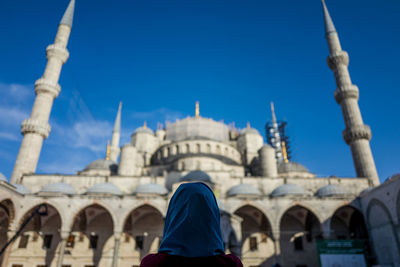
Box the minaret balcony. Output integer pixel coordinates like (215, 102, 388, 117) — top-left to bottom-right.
(34, 78, 61, 98)
(46, 44, 69, 63)
(334, 85, 359, 104)
(327, 51, 349, 69)
(21, 118, 51, 138)
(342, 125, 372, 144)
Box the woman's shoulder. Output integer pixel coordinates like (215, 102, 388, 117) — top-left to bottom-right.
(140, 253, 243, 267)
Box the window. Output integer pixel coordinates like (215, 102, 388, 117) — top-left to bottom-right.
(249, 236, 258, 251)
(66, 235, 75, 248)
(79, 233, 84, 242)
(135, 236, 144, 250)
(42, 235, 53, 249)
(294, 236, 303, 251)
(296, 265, 307, 267)
(216, 145, 221, 154)
(124, 233, 130, 243)
(18, 235, 29, 248)
(206, 144, 211, 153)
(89, 235, 98, 249)
(196, 144, 201, 153)
(36, 265, 47, 267)
(186, 144, 190, 153)
(176, 145, 180, 154)
(32, 232, 39, 242)
(11, 265, 23, 267)
(62, 265, 72, 267)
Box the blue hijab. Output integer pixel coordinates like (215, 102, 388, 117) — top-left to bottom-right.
(158, 182, 225, 257)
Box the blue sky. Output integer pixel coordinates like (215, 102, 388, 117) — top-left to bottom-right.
(0, 0, 399, 181)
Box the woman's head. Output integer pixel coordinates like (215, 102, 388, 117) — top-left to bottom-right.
(158, 182, 224, 257)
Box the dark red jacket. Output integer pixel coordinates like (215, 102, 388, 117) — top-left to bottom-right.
(140, 253, 243, 267)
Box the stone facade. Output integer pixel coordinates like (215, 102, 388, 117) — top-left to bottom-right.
(0, 1, 398, 267)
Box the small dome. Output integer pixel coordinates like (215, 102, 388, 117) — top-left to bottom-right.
(0, 173, 7, 182)
(86, 183, 122, 196)
(315, 184, 348, 197)
(134, 126, 154, 135)
(180, 170, 213, 183)
(40, 183, 76, 195)
(278, 162, 309, 173)
(227, 184, 261, 197)
(84, 159, 118, 173)
(134, 184, 168, 195)
(271, 184, 305, 197)
(13, 184, 30, 194)
(239, 128, 260, 136)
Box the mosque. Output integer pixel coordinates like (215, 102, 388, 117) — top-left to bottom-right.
(1, 1, 399, 267)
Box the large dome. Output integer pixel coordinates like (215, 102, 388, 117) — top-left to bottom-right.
(86, 183, 122, 196)
(40, 183, 76, 195)
(180, 170, 213, 183)
(83, 159, 118, 173)
(315, 184, 348, 197)
(134, 184, 168, 195)
(278, 162, 309, 173)
(227, 184, 261, 197)
(13, 184, 30, 194)
(165, 117, 230, 142)
(134, 126, 154, 135)
(239, 127, 261, 136)
(270, 184, 305, 197)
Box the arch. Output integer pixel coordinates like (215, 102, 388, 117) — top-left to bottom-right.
(330, 205, 368, 240)
(11, 203, 62, 266)
(70, 204, 115, 267)
(206, 143, 211, 153)
(68, 202, 118, 231)
(233, 205, 275, 267)
(366, 198, 400, 265)
(121, 204, 164, 264)
(185, 144, 190, 153)
(175, 145, 180, 154)
(196, 143, 201, 153)
(279, 205, 322, 267)
(277, 203, 323, 226)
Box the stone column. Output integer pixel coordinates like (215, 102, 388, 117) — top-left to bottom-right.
(112, 232, 122, 267)
(273, 235, 281, 264)
(10, 0, 74, 184)
(56, 231, 70, 267)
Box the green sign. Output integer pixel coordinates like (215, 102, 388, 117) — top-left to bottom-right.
(317, 240, 367, 267)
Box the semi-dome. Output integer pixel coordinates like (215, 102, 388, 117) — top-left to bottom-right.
(40, 182, 76, 195)
(0, 173, 7, 182)
(134, 126, 154, 135)
(239, 127, 261, 136)
(271, 184, 305, 197)
(13, 184, 30, 194)
(86, 183, 122, 196)
(278, 162, 309, 173)
(180, 170, 213, 183)
(134, 184, 168, 195)
(227, 184, 261, 197)
(84, 159, 118, 173)
(315, 184, 348, 197)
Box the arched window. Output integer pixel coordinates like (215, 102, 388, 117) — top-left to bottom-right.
(186, 144, 190, 153)
(196, 144, 201, 153)
(176, 145, 180, 154)
(206, 144, 211, 153)
(216, 145, 221, 154)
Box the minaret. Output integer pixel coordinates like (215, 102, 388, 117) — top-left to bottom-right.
(109, 102, 122, 162)
(10, 0, 75, 183)
(269, 102, 283, 162)
(322, 0, 379, 186)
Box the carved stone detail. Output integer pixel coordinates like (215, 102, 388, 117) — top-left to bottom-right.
(327, 51, 349, 69)
(342, 125, 371, 144)
(46, 44, 69, 63)
(21, 118, 51, 138)
(34, 78, 61, 98)
(334, 85, 359, 104)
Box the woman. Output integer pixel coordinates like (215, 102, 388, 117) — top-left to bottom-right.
(140, 182, 243, 267)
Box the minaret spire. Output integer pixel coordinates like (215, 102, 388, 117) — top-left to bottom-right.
(322, 1, 379, 185)
(269, 102, 283, 162)
(109, 102, 122, 162)
(195, 101, 200, 118)
(60, 0, 75, 27)
(10, 1, 75, 183)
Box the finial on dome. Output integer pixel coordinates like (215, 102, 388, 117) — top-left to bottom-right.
(106, 140, 110, 160)
(195, 101, 200, 118)
(143, 121, 147, 129)
(322, 0, 337, 35)
(60, 0, 75, 27)
(247, 121, 251, 128)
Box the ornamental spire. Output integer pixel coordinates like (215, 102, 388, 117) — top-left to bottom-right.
(271, 102, 277, 124)
(60, 0, 75, 27)
(195, 101, 200, 118)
